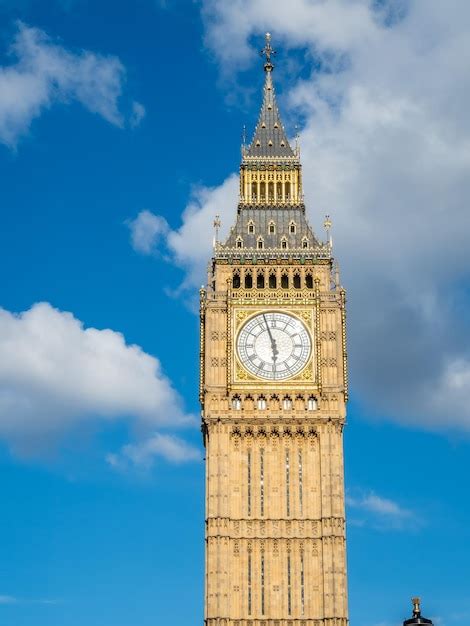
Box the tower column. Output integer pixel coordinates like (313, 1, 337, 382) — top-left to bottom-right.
(202, 32, 349, 626)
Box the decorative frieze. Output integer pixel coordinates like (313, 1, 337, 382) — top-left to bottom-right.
(206, 620, 348, 626)
(230, 425, 318, 444)
(206, 517, 345, 540)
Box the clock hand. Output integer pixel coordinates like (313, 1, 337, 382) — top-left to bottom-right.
(263, 314, 279, 363)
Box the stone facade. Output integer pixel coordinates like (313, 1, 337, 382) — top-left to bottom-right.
(200, 34, 349, 626)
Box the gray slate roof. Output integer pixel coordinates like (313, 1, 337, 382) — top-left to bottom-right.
(245, 69, 295, 159)
(222, 206, 319, 250)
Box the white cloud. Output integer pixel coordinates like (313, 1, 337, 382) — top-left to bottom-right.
(134, 0, 470, 431)
(128, 210, 169, 254)
(128, 175, 238, 290)
(106, 432, 201, 470)
(130, 100, 146, 128)
(165, 176, 239, 289)
(0, 21, 137, 147)
(347, 491, 416, 530)
(0, 595, 17, 604)
(347, 493, 412, 519)
(0, 593, 61, 605)
(0, 302, 194, 456)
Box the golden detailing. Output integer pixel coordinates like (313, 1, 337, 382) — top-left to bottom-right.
(201, 33, 348, 626)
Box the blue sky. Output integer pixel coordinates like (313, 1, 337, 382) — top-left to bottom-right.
(1, 1, 470, 625)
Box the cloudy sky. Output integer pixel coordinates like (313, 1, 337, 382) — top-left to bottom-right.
(1, 1, 469, 625)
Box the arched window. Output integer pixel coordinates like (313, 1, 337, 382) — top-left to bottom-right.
(251, 183, 257, 202)
(236, 237, 243, 249)
(283, 397, 292, 410)
(257, 237, 264, 250)
(269, 273, 277, 289)
(257, 272, 265, 289)
(268, 221, 276, 234)
(302, 237, 309, 249)
(257, 397, 267, 410)
(305, 273, 313, 289)
(277, 181, 282, 199)
(232, 396, 242, 410)
(293, 273, 301, 289)
(281, 237, 288, 250)
(285, 181, 291, 199)
(307, 397, 317, 411)
(245, 272, 253, 289)
(247, 220, 255, 234)
(289, 221, 296, 234)
(281, 273, 289, 289)
(233, 271, 241, 289)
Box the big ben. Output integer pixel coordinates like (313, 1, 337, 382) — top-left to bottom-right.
(200, 33, 349, 626)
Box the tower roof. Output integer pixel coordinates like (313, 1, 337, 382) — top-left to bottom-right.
(244, 34, 296, 159)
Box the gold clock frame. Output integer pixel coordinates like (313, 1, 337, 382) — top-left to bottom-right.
(234, 308, 314, 384)
(227, 282, 322, 393)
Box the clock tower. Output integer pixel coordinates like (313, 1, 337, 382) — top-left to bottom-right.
(200, 34, 349, 626)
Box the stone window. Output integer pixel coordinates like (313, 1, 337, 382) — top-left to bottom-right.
(233, 271, 241, 289)
(308, 397, 317, 411)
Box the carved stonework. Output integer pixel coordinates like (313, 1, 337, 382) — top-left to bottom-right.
(201, 39, 349, 626)
(235, 362, 256, 381)
(236, 310, 251, 324)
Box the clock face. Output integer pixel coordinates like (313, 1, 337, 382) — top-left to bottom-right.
(237, 311, 312, 381)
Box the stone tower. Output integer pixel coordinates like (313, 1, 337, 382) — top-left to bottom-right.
(200, 34, 349, 626)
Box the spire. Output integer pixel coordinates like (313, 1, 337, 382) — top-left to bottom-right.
(245, 33, 295, 159)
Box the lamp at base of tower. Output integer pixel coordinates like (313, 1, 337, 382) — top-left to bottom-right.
(403, 598, 434, 625)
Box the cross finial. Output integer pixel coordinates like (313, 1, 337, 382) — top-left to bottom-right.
(261, 32, 276, 71)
